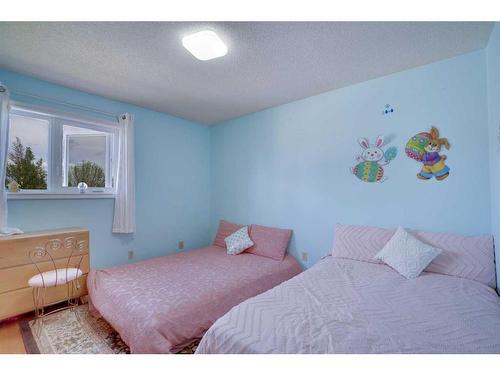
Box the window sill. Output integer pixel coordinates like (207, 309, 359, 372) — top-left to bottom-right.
(7, 192, 116, 200)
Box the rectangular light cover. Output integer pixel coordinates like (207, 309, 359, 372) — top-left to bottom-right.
(182, 30, 228, 61)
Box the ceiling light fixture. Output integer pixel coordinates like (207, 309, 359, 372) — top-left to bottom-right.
(182, 30, 228, 61)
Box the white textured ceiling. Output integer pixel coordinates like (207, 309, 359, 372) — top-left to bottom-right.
(0, 22, 493, 124)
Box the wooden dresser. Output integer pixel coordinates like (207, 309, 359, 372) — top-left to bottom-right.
(0, 228, 89, 321)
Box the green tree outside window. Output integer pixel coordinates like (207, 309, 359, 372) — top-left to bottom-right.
(68, 161, 105, 187)
(5, 137, 47, 189)
(5, 137, 106, 190)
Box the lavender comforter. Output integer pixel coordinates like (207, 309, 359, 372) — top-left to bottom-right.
(197, 257, 500, 353)
(87, 246, 301, 353)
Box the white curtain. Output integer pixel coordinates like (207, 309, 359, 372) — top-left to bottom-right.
(112, 113, 136, 233)
(0, 83, 22, 235)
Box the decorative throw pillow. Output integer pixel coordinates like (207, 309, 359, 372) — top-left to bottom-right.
(225, 226, 254, 255)
(213, 220, 244, 248)
(374, 226, 441, 279)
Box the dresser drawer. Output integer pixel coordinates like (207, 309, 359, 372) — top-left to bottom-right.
(0, 254, 89, 294)
(0, 274, 88, 320)
(0, 229, 89, 270)
(0, 228, 90, 320)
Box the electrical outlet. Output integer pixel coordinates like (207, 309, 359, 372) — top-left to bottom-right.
(301, 251, 308, 262)
(178, 240, 184, 250)
(128, 250, 134, 260)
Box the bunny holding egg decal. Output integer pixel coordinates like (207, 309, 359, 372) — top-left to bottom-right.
(405, 127, 450, 181)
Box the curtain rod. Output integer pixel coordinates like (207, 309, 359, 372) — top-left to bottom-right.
(10, 90, 119, 119)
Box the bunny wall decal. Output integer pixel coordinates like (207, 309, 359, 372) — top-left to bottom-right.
(351, 136, 398, 183)
(405, 126, 450, 181)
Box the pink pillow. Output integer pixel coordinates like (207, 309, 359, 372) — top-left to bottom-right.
(213, 220, 244, 248)
(332, 223, 496, 289)
(246, 224, 292, 261)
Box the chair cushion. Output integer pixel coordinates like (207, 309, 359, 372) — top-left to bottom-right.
(28, 268, 83, 287)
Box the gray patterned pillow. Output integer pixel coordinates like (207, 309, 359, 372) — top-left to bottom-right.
(225, 226, 254, 255)
(374, 226, 441, 278)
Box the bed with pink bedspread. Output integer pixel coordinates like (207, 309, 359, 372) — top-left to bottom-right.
(196, 224, 500, 354)
(87, 245, 301, 353)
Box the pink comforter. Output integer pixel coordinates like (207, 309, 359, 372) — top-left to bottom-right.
(87, 246, 301, 353)
(197, 257, 500, 353)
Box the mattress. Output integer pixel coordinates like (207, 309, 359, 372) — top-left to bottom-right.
(87, 245, 301, 353)
(196, 256, 500, 353)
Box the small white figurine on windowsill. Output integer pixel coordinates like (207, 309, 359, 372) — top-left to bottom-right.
(7, 180, 20, 193)
(77, 182, 88, 194)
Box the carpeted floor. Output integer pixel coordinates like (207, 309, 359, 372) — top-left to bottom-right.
(20, 304, 199, 354)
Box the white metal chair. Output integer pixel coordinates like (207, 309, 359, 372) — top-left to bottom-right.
(28, 237, 86, 331)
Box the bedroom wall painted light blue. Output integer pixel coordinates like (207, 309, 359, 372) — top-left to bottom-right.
(210, 50, 491, 268)
(486, 22, 500, 286)
(0, 68, 211, 268)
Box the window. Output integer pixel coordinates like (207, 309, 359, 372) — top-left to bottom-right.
(5, 103, 119, 198)
(62, 125, 111, 188)
(7, 113, 49, 190)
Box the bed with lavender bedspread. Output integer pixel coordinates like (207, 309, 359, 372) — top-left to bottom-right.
(197, 256, 500, 354)
(87, 246, 301, 353)
(196, 224, 500, 354)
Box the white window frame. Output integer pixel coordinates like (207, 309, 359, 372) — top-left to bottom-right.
(7, 102, 119, 200)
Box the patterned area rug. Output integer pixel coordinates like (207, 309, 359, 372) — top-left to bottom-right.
(20, 304, 199, 354)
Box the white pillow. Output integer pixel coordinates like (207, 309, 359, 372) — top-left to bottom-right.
(374, 226, 441, 278)
(225, 226, 254, 255)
